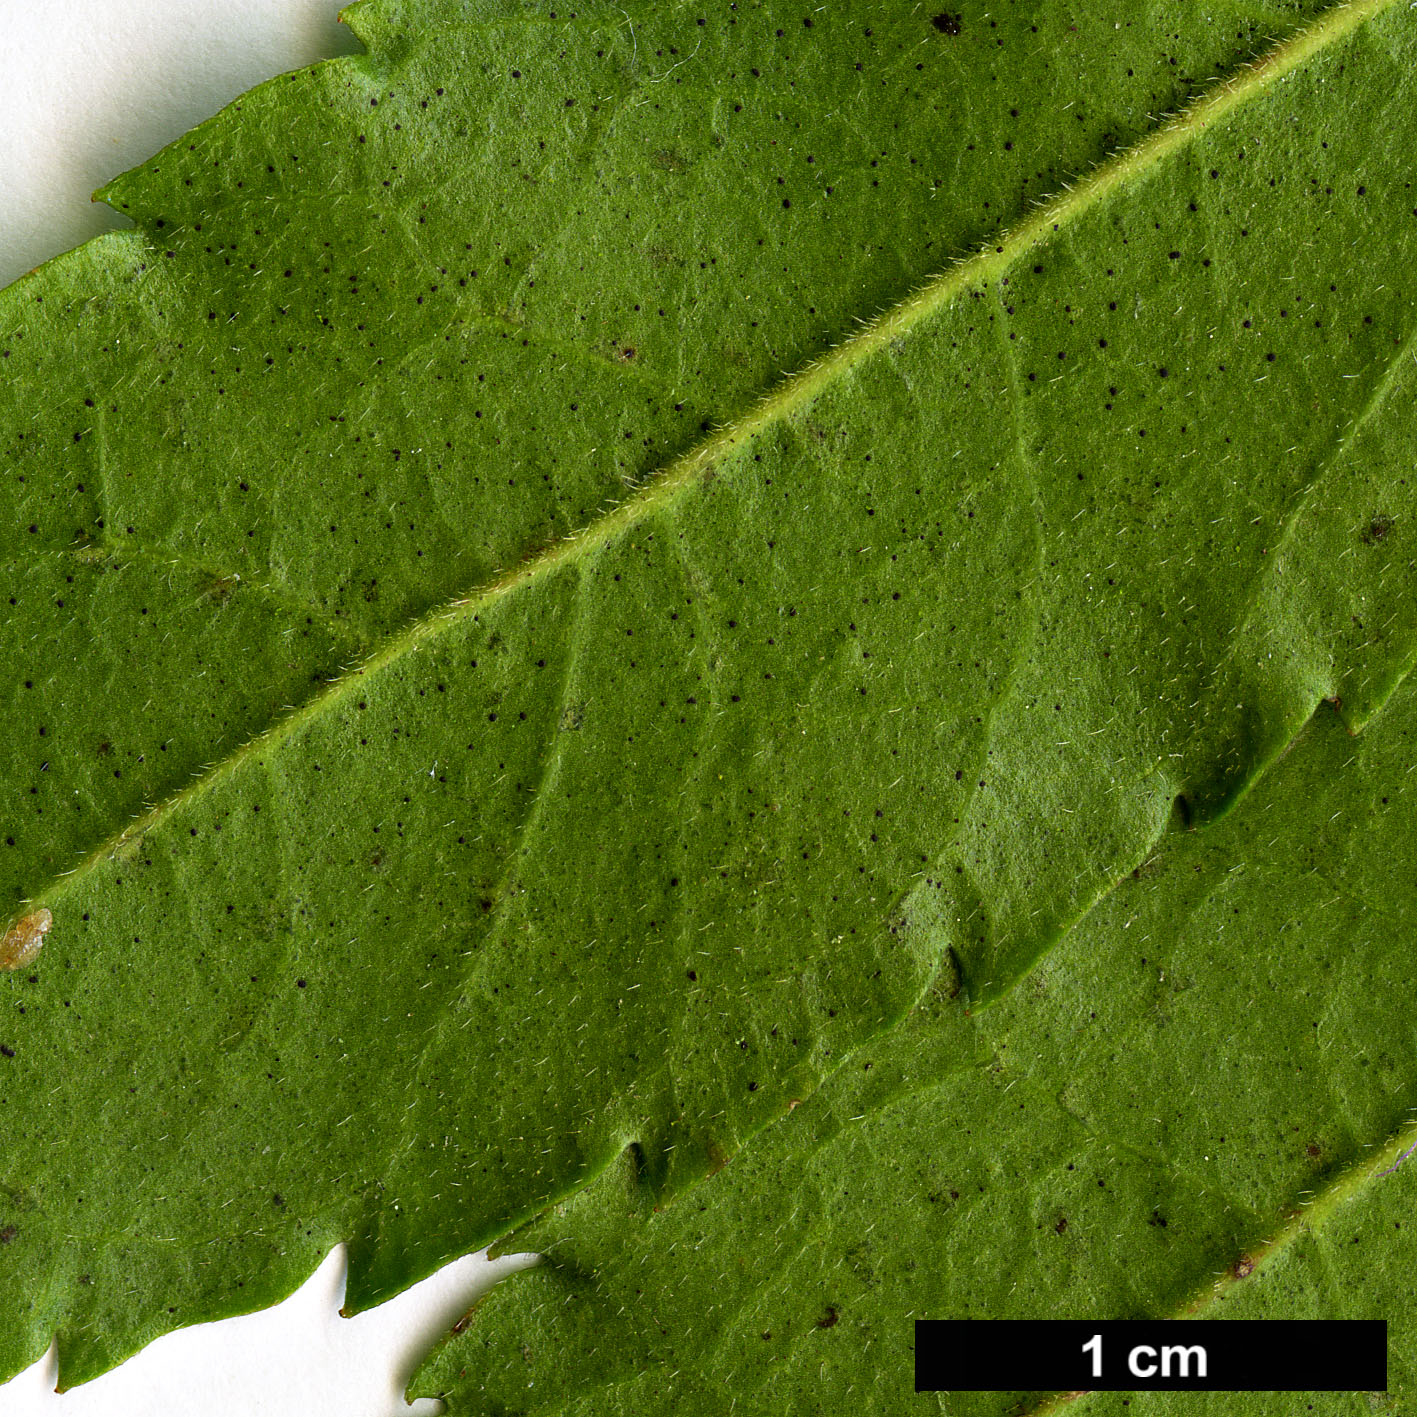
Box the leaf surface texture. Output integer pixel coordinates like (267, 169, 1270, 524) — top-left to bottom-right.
(0, 0, 1415, 1396)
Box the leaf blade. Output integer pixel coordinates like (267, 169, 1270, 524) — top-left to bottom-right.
(2, 0, 1415, 1392)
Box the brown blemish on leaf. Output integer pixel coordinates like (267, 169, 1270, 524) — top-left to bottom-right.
(0, 908, 52, 970)
(1361, 513, 1393, 544)
(1232, 1254, 1255, 1279)
(704, 1140, 731, 1177)
(201, 573, 243, 604)
(815, 1305, 839, 1329)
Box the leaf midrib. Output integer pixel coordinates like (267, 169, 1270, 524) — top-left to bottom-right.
(19, 0, 1400, 932)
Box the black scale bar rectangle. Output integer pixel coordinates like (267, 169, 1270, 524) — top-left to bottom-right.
(914, 1319, 1387, 1392)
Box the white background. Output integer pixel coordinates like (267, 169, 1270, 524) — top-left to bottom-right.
(0, 1, 533, 1411)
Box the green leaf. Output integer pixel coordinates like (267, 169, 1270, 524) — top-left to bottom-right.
(417, 677, 1417, 1413)
(2, 0, 1415, 1396)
